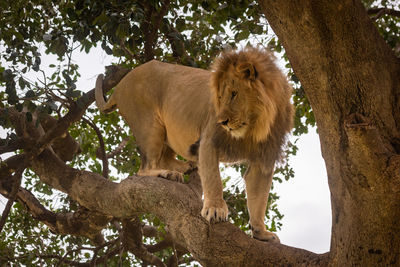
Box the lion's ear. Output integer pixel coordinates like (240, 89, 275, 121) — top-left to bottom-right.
(237, 62, 258, 81)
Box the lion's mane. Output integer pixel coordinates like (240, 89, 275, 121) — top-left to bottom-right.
(210, 47, 294, 166)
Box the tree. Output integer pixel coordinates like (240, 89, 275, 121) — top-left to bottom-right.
(0, 0, 399, 266)
(260, 0, 400, 265)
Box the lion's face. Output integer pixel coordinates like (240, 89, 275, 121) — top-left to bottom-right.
(212, 61, 277, 142)
(214, 66, 255, 139)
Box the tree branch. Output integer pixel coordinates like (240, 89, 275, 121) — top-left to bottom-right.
(141, 0, 171, 61)
(0, 156, 109, 244)
(0, 166, 24, 232)
(82, 117, 109, 178)
(5, 241, 121, 267)
(29, 147, 328, 266)
(0, 138, 25, 154)
(0, 66, 129, 168)
(367, 7, 400, 20)
(0, 154, 27, 195)
(122, 218, 166, 267)
(105, 137, 130, 158)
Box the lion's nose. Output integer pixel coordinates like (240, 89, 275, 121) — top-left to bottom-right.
(220, 119, 229, 126)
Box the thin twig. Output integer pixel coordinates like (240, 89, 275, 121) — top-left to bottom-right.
(367, 7, 400, 20)
(82, 117, 109, 179)
(106, 137, 130, 158)
(91, 238, 121, 266)
(119, 40, 141, 61)
(0, 166, 24, 232)
(8, 254, 89, 267)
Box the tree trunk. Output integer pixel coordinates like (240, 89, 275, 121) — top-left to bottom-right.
(259, 0, 400, 265)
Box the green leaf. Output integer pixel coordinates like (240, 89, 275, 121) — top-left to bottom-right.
(116, 23, 129, 40)
(101, 41, 113, 55)
(2, 69, 14, 81)
(176, 18, 186, 32)
(25, 90, 35, 98)
(46, 100, 58, 111)
(18, 77, 26, 90)
(92, 12, 109, 26)
(235, 29, 250, 41)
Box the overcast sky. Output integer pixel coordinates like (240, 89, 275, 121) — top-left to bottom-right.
(275, 130, 331, 253)
(0, 46, 331, 254)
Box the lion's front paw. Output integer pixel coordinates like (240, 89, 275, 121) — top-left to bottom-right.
(251, 227, 280, 243)
(201, 199, 229, 222)
(157, 170, 185, 183)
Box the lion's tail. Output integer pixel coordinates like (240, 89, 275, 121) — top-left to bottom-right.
(95, 74, 117, 113)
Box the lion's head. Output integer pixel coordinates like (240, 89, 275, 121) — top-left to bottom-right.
(210, 47, 292, 143)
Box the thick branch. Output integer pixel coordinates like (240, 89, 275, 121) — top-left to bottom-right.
(0, 138, 25, 154)
(30, 148, 328, 266)
(122, 218, 166, 267)
(0, 154, 26, 195)
(141, 0, 171, 61)
(19, 189, 110, 245)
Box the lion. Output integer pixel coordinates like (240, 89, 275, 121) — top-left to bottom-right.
(95, 47, 293, 242)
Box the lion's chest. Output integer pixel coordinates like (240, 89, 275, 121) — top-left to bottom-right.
(212, 128, 275, 166)
(212, 131, 253, 163)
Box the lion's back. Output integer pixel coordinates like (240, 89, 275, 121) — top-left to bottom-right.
(114, 60, 214, 160)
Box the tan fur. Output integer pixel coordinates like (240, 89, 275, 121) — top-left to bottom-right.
(96, 47, 293, 242)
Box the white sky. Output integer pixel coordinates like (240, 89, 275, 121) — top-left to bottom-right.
(0, 46, 331, 254)
(275, 130, 331, 253)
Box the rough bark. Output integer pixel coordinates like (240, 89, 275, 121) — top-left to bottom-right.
(259, 0, 400, 265)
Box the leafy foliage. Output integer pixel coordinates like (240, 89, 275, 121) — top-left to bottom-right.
(367, 0, 400, 56)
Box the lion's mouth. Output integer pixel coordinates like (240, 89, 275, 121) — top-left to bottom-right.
(222, 122, 248, 138)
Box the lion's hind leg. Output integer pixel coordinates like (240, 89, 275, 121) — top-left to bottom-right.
(159, 146, 194, 174)
(135, 121, 186, 183)
(137, 148, 186, 183)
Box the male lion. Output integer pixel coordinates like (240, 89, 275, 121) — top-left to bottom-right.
(95, 47, 293, 242)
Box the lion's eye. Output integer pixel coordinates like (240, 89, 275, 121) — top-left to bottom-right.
(231, 91, 238, 100)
